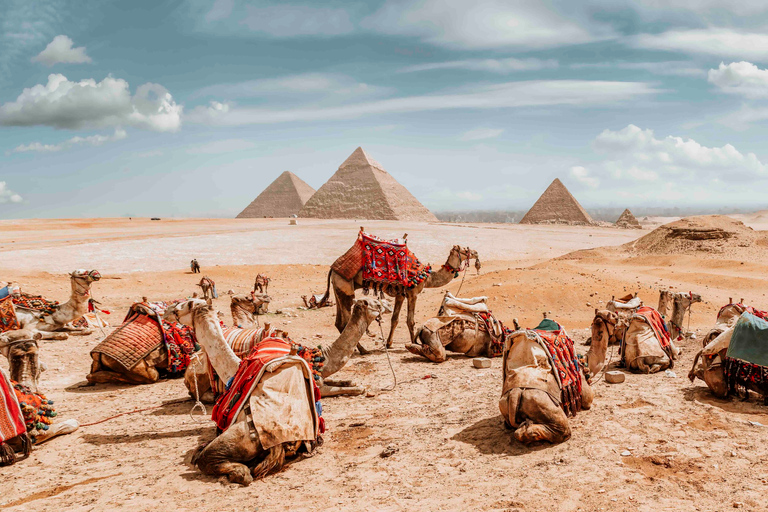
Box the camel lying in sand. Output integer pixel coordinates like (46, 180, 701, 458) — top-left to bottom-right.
(164, 297, 389, 484)
(4, 270, 101, 339)
(179, 297, 391, 402)
(658, 290, 702, 340)
(591, 305, 680, 374)
(407, 293, 504, 362)
(689, 302, 768, 399)
(86, 301, 198, 385)
(0, 331, 78, 464)
(499, 319, 593, 444)
(230, 293, 270, 327)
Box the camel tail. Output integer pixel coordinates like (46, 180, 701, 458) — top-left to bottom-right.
(319, 269, 332, 304)
(251, 444, 286, 480)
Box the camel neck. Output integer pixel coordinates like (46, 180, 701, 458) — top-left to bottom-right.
(193, 313, 241, 382)
(586, 325, 609, 375)
(425, 266, 455, 289)
(321, 307, 369, 377)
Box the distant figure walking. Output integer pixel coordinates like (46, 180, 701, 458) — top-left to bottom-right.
(191, 259, 201, 273)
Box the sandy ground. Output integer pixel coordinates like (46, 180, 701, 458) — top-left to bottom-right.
(2, 218, 768, 511)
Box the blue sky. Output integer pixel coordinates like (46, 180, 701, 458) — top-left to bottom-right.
(2, 0, 768, 218)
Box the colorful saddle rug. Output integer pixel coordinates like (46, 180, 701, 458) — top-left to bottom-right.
(90, 302, 198, 374)
(0, 367, 29, 466)
(12, 382, 56, 441)
(619, 306, 674, 367)
(208, 326, 281, 395)
(0, 296, 19, 333)
(211, 337, 324, 442)
(724, 312, 768, 397)
(331, 232, 431, 293)
(11, 294, 59, 315)
(719, 303, 768, 321)
(530, 327, 583, 417)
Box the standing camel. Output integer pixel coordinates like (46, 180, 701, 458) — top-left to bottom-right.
(253, 274, 270, 294)
(8, 270, 101, 339)
(197, 277, 217, 301)
(322, 243, 478, 352)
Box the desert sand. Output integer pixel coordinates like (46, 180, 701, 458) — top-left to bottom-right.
(2, 216, 768, 511)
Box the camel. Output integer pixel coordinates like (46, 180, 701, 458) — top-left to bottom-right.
(619, 306, 680, 373)
(197, 277, 217, 301)
(164, 297, 390, 484)
(253, 274, 270, 294)
(7, 270, 101, 339)
(658, 290, 702, 340)
(689, 301, 767, 398)
(230, 293, 271, 327)
(499, 320, 593, 444)
(86, 302, 198, 385)
(0, 332, 79, 459)
(406, 293, 504, 362)
(173, 296, 391, 402)
(323, 241, 478, 352)
(301, 293, 333, 309)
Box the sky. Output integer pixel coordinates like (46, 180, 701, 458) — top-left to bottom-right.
(2, 0, 768, 218)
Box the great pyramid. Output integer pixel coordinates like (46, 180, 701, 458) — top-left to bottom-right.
(236, 171, 316, 218)
(298, 147, 438, 221)
(519, 178, 594, 225)
(615, 208, 641, 229)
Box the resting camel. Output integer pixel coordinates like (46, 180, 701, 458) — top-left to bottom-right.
(164, 297, 390, 484)
(176, 296, 391, 402)
(407, 293, 504, 362)
(585, 306, 680, 375)
(499, 321, 593, 444)
(688, 301, 766, 398)
(86, 302, 198, 385)
(253, 274, 270, 294)
(8, 270, 101, 339)
(323, 244, 478, 352)
(1, 331, 79, 453)
(230, 293, 271, 327)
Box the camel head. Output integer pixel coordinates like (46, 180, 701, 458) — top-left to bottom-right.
(4, 332, 43, 393)
(352, 297, 392, 326)
(446, 245, 479, 271)
(591, 309, 618, 341)
(71, 269, 101, 283)
(163, 298, 210, 326)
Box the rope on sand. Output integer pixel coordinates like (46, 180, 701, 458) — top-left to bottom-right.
(79, 397, 192, 427)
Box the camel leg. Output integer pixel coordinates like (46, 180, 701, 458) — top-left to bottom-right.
(386, 295, 405, 349)
(669, 338, 682, 357)
(36, 331, 68, 340)
(513, 389, 571, 444)
(251, 444, 286, 480)
(579, 373, 594, 410)
(196, 422, 261, 486)
(405, 295, 417, 344)
(334, 289, 354, 334)
(320, 379, 365, 397)
(405, 327, 446, 363)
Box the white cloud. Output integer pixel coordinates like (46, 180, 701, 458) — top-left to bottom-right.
(192, 73, 389, 100)
(587, 124, 768, 185)
(365, 0, 602, 49)
(9, 128, 127, 154)
(571, 61, 704, 77)
(400, 58, 558, 74)
(205, 0, 234, 22)
(187, 80, 657, 126)
(0, 182, 23, 204)
(460, 128, 504, 141)
(570, 166, 599, 188)
(0, 74, 182, 132)
(632, 29, 768, 60)
(187, 138, 256, 155)
(632, 0, 768, 15)
(708, 62, 768, 99)
(31, 35, 91, 66)
(241, 4, 353, 37)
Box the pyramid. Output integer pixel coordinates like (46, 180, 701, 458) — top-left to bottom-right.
(615, 208, 641, 229)
(298, 147, 438, 222)
(519, 178, 594, 225)
(236, 171, 316, 218)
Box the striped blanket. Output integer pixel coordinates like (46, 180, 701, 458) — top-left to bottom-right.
(211, 338, 324, 440)
(208, 327, 279, 395)
(0, 368, 29, 465)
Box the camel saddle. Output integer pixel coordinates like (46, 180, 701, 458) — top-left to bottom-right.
(424, 292, 504, 356)
(91, 312, 163, 371)
(725, 312, 768, 397)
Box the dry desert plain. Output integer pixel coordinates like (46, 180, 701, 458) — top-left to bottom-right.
(2, 216, 768, 511)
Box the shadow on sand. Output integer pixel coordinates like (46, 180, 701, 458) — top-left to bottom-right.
(451, 415, 552, 456)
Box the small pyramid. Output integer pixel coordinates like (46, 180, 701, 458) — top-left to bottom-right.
(236, 171, 316, 218)
(616, 208, 641, 229)
(519, 178, 593, 225)
(298, 147, 437, 221)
